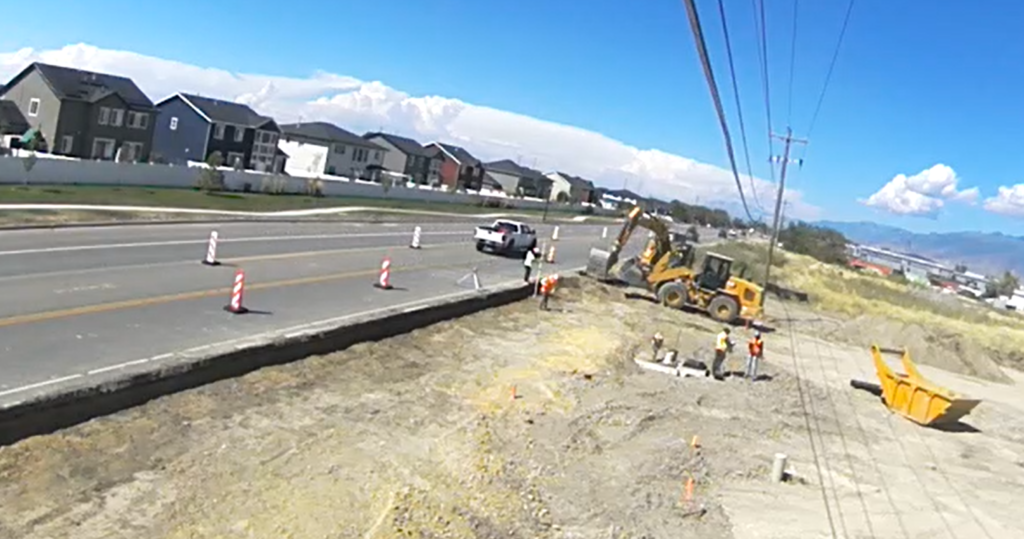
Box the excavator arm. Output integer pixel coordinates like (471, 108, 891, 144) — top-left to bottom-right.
(604, 206, 673, 270)
(587, 205, 682, 284)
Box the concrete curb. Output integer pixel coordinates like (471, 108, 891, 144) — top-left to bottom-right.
(0, 280, 546, 447)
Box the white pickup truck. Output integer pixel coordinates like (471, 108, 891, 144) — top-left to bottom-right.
(474, 220, 538, 255)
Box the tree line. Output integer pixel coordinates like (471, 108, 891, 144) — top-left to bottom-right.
(645, 199, 851, 266)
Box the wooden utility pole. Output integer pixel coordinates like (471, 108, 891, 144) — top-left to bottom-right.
(762, 128, 807, 305)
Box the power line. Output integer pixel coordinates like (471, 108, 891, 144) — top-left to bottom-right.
(716, 0, 765, 218)
(804, 0, 856, 142)
(751, 0, 776, 185)
(786, 0, 800, 127)
(680, 0, 757, 223)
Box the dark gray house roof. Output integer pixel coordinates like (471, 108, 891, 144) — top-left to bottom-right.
(485, 159, 552, 182)
(429, 142, 481, 166)
(0, 100, 29, 134)
(483, 159, 523, 175)
(2, 62, 155, 109)
(281, 122, 383, 149)
(363, 132, 429, 157)
(554, 171, 594, 190)
(172, 93, 278, 129)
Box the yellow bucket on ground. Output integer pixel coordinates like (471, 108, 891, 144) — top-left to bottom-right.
(870, 345, 981, 426)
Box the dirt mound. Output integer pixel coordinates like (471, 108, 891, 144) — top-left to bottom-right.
(826, 315, 1012, 384)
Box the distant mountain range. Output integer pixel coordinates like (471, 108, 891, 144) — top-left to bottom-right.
(816, 220, 1024, 276)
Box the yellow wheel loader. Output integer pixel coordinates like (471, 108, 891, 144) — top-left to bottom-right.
(586, 206, 763, 324)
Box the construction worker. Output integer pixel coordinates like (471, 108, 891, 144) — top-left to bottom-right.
(524, 246, 538, 282)
(712, 326, 733, 380)
(746, 330, 764, 381)
(539, 273, 559, 311)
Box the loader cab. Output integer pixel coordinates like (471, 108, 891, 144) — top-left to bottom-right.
(697, 253, 734, 291)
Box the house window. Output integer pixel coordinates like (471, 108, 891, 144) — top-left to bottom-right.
(213, 123, 225, 139)
(169, 116, 178, 130)
(234, 126, 245, 142)
(121, 141, 144, 162)
(98, 107, 111, 125)
(110, 109, 124, 127)
(91, 137, 116, 160)
(28, 98, 40, 117)
(374, 151, 381, 162)
(252, 131, 276, 147)
(59, 135, 73, 154)
(353, 147, 367, 163)
(334, 144, 346, 155)
(127, 111, 149, 129)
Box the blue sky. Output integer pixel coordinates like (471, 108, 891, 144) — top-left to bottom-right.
(2, 1, 1023, 234)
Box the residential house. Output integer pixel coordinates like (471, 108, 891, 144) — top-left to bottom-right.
(0, 100, 29, 148)
(0, 62, 156, 161)
(567, 175, 596, 204)
(362, 131, 441, 185)
(482, 159, 552, 198)
(544, 171, 595, 204)
(480, 172, 505, 192)
(545, 172, 572, 202)
(277, 122, 386, 180)
(151, 93, 284, 172)
(423, 142, 486, 191)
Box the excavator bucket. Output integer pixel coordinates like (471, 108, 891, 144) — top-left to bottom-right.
(586, 248, 647, 288)
(586, 247, 614, 281)
(869, 345, 981, 426)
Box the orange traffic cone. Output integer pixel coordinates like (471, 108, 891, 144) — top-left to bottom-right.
(224, 268, 249, 314)
(374, 257, 393, 290)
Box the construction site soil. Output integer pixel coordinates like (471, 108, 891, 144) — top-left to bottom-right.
(2, 278, 1023, 538)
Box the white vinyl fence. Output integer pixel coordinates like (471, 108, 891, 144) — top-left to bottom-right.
(0, 155, 600, 213)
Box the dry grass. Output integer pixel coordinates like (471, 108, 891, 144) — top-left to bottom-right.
(717, 241, 1024, 369)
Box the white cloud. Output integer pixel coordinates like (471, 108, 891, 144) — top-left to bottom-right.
(0, 43, 818, 220)
(862, 164, 978, 217)
(984, 184, 1024, 217)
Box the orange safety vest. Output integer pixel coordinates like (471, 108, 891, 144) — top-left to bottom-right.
(540, 275, 558, 295)
(748, 337, 764, 357)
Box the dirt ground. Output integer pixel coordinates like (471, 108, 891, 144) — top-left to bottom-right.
(1, 278, 1023, 538)
(793, 312, 1013, 384)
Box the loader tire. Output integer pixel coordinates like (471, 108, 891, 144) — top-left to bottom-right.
(657, 282, 688, 309)
(707, 295, 740, 323)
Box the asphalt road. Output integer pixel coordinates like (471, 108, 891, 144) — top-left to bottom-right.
(0, 219, 614, 406)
